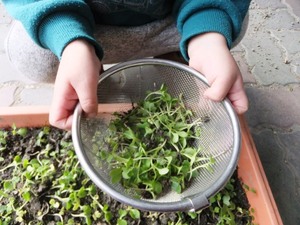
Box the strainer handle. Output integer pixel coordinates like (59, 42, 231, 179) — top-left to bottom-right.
(187, 195, 210, 212)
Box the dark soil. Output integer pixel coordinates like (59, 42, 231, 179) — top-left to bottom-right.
(0, 126, 253, 225)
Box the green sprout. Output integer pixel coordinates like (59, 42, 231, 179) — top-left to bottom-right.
(98, 84, 213, 198)
(0, 122, 253, 224)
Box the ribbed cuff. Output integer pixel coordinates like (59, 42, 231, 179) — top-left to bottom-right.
(180, 9, 232, 61)
(38, 12, 103, 60)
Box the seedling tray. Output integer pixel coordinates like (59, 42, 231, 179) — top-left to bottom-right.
(0, 106, 283, 225)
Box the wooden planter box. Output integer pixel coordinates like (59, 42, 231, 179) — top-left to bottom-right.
(0, 106, 283, 225)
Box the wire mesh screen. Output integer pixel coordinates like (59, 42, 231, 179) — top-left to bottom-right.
(73, 59, 240, 212)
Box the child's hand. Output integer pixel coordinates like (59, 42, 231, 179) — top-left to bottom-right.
(188, 32, 248, 114)
(49, 39, 101, 130)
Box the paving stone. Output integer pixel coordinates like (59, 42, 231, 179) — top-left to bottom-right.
(0, 54, 33, 84)
(253, 0, 286, 9)
(18, 85, 53, 106)
(241, 8, 299, 85)
(264, 10, 300, 30)
(242, 30, 299, 85)
(0, 85, 16, 106)
(284, 0, 300, 18)
(251, 129, 300, 225)
(293, 57, 300, 76)
(232, 52, 256, 84)
(245, 7, 268, 34)
(245, 85, 300, 128)
(271, 30, 300, 55)
(241, 9, 296, 86)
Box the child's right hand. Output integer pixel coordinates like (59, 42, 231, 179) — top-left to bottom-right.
(49, 39, 101, 130)
(188, 32, 248, 115)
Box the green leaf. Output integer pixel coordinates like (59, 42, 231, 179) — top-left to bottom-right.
(49, 199, 60, 209)
(93, 210, 102, 219)
(22, 191, 31, 201)
(118, 209, 128, 219)
(123, 128, 136, 140)
(174, 122, 187, 130)
(22, 159, 29, 168)
(195, 127, 201, 137)
(66, 201, 72, 210)
(117, 219, 127, 225)
(103, 204, 109, 212)
(104, 211, 113, 223)
(165, 156, 173, 165)
(177, 131, 188, 138)
(129, 209, 140, 219)
(17, 128, 27, 137)
(209, 195, 216, 204)
(152, 181, 162, 194)
(216, 193, 222, 201)
(180, 137, 187, 149)
(171, 179, 181, 194)
(181, 160, 191, 175)
(83, 205, 92, 216)
(122, 168, 132, 179)
(214, 206, 220, 213)
(0, 190, 8, 198)
(14, 155, 21, 163)
(223, 195, 231, 206)
(172, 133, 179, 143)
(141, 159, 151, 170)
(3, 181, 13, 192)
(0, 130, 8, 145)
(182, 148, 196, 159)
(144, 101, 156, 112)
(85, 216, 92, 225)
(188, 211, 197, 219)
(110, 168, 122, 183)
(67, 219, 75, 225)
(144, 127, 153, 136)
(11, 123, 17, 134)
(78, 187, 87, 198)
(111, 153, 129, 164)
(157, 167, 169, 175)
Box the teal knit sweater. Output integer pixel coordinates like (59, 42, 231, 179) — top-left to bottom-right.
(3, 0, 250, 61)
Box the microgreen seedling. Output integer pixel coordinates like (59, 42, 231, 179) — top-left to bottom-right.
(0, 126, 115, 225)
(11, 123, 28, 137)
(0, 124, 253, 225)
(98, 84, 213, 198)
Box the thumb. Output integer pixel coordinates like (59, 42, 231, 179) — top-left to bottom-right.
(204, 76, 233, 102)
(205, 75, 249, 114)
(75, 76, 98, 117)
(227, 78, 249, 114)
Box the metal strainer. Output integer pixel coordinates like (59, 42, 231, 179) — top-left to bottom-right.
(72, 58, 241, 212)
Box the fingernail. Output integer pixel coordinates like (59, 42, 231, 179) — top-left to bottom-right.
(87, 112, 97, 118)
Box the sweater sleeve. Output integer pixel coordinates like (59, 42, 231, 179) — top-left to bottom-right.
(2, 0, 103, 60)
(173, 0, 251, 60)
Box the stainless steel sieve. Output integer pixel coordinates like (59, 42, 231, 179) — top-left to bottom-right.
(72, 58, 241, 212)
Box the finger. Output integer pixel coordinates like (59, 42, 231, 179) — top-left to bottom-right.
(49, 82, 78, 130)
(204, 74, 235, 102)
(228, 78, 249, 114)
(72, 74, 98, 117)
(229, 91, 248, 114)
(203, 72, 248, 114)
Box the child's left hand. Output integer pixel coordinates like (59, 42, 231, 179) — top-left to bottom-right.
(188, 32, 248, 114)
(49, 39, 101, 130)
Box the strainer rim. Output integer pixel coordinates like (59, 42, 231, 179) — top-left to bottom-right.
(72, 58, 241, 212)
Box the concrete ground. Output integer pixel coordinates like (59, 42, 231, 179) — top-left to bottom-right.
(1, 0, 299, 224)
